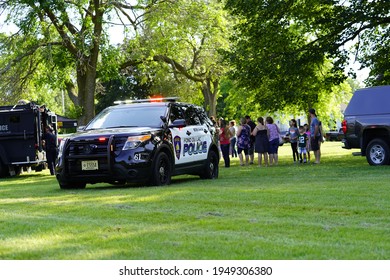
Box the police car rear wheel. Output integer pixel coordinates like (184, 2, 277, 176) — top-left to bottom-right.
(200, 150, 219, 179)
(151, 153, 171, 186)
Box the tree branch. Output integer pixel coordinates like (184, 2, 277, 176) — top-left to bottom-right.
(0, 42, 63, 76)
(120, 54, 205, 83)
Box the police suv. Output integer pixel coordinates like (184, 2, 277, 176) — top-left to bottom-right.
(56, 98, 220, 189)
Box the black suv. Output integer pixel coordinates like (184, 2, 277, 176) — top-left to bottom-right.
(342, 85, 390, 165)
(56, 98, 220, 189)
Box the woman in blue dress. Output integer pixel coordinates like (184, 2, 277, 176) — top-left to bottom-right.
(237, 117, 251, 166)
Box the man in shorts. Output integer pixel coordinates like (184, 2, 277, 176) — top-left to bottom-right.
(309, 108, 321, 164)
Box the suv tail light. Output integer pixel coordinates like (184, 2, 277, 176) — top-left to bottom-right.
(342, 119, 347, 134)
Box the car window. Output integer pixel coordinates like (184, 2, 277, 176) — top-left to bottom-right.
(197, 107, 213, 126)
(169, 104, 185, 123)
(183, 106, 201, 126)
(86, 105, 167, 129)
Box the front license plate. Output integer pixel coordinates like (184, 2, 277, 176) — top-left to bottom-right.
(81, 160, 98, 170)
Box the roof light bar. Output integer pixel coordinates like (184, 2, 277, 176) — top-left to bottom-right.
(114, 97, 179, 105)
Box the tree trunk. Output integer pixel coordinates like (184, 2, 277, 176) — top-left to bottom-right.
(65, 81, 79, 107)
(76, 64, 97, 125)
(201, 78, 219, 118)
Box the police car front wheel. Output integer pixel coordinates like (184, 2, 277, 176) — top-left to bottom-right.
(200, 150, 219, 179)
(151, 153, 172, 186)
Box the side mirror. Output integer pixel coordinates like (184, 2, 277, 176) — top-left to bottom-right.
(77, 126, 86, 132)
(169, 119, 186, 129)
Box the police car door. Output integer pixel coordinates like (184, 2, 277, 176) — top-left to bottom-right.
(170, 105, 210, 165)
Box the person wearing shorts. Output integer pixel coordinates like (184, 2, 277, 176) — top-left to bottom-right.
(309, 108, 321, 164)
(298, 126, 308, 163)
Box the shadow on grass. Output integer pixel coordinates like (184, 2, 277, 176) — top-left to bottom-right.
(55, 175, 203, 192)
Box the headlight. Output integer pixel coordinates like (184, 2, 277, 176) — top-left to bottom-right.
(123, 135, 151, 150)
(57, 138, 67, 156)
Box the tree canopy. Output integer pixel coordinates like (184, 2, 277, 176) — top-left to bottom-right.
(0, 0, 166, 124)
(1, 0, 389, 126)
(119, 0, 231, 117)
(224, 0, 390, 113)
(1, 0, 231, 121)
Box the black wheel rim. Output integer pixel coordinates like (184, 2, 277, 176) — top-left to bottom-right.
(209, 153, 218, 178)
(158, 157, 169, 184)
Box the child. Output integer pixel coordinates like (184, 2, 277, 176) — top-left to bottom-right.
(303, 123, 311, 163)
(298, 126, 308, 163)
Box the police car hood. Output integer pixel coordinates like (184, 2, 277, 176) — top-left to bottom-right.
(67, 127, 161, 140)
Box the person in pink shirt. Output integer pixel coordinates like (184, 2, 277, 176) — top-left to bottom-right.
(219, 119, 232, 167)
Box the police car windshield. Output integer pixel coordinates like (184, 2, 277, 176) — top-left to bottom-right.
(85, 105, 167, 130)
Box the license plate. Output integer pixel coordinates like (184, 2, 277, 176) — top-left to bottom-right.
(81, 160, 98, 170)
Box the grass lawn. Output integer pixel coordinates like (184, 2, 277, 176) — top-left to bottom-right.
(0, 142, 389, 260)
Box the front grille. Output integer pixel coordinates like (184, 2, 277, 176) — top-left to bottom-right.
(65, 137, 116, 175)
(66, 137, 127, 157)
(63, 136, 129, 176)
(68, 140, 108, 156)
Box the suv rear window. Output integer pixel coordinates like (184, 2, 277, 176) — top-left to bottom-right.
(86, 105, 167, 129)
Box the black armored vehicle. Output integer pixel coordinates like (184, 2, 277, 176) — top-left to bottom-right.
(0, 101, 57, 177)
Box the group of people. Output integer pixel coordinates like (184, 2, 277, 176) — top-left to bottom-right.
(215, 108, 322, 168)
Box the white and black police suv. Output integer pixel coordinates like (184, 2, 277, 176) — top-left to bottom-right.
(56, 97, 220, 189)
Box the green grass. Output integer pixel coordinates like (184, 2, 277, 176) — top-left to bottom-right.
(1, 142, 389, 260)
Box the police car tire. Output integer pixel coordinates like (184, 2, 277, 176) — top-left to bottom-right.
(151, 152, 172, 186)
(59, 182, 86, 189)
(200, 150, 219, 179)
